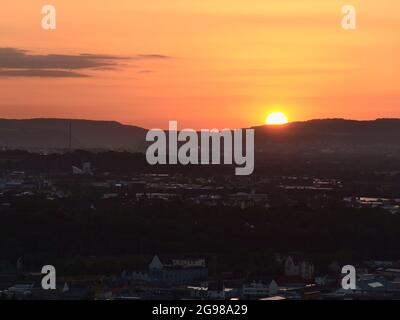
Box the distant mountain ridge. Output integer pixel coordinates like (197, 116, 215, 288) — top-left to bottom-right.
(0, 118, 147, 151)
(1, 118, 400, 154)
(253, 118, 400, 155)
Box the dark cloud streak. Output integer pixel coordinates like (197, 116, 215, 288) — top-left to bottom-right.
(0, 48, 171, 78)
(0, 69, 89, 78)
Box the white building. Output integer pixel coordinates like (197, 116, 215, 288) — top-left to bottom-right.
(149, 255, 164, 271)
(242, 280, 279, 297)
(284, 256, 315, 280)
(72, 162, 92, 175)
(172, 258, 206, 269)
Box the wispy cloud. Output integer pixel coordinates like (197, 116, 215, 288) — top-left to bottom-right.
(133, 54, 170, 60)
(0, 48, 171, 78)
(0, 69, 89, 78)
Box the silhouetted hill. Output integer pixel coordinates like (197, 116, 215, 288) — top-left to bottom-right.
(1, 118, 400, 155)
(0, 118, 147, 151)
(253, 118, 400, 155)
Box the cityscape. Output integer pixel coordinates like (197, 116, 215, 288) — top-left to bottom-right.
(1, 0, 399, 308)
(1, 126, 400, 300)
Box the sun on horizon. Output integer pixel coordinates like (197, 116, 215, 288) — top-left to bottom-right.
(266, 112, 288, 126)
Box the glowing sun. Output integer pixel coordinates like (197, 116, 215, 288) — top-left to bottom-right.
(266, 112, 288, 125)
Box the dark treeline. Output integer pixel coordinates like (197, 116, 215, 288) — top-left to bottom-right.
(0, 194, 399, 273)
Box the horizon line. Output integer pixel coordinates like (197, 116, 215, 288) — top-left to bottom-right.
(1, 116, 400, 131)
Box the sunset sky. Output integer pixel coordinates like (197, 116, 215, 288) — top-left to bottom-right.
(0, 0, 399, 129)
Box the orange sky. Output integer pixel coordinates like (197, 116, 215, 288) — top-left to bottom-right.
(0, 0, 399, 129)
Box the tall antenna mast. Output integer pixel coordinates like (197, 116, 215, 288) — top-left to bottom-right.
(68, 121, 72, 150)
